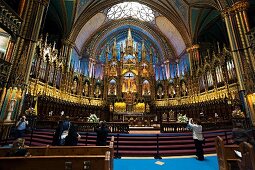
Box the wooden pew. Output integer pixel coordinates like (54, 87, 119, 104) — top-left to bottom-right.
(0, 137, 114, 157)
(0, 151, 111, 170)
(237, 142, 255, 170)
(0, 146, 49, 157)
(215, 136, 239, 170)
(0, 140, 114, 170)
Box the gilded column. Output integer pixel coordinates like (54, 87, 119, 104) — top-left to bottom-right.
(186, 44, 200, 76)
(59, 40, 74, 92)
(6, 0, 49, 119)
(4, 38, 16, 62)
(103, 48, 109, 100)
(221, 0, 252, 122)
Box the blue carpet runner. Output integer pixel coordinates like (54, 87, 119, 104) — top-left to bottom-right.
(114, 155, 219, 170)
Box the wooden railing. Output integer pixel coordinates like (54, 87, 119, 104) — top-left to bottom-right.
(35, 120, 129, 133)
(161, 121, 233, 133)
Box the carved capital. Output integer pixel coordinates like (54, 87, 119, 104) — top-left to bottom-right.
(222, 1, 249, 16)
(232, 1, 249, 12)
(186, 44, 200, 53)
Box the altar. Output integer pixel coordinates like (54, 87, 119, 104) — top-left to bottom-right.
(113, 112, 156, 127)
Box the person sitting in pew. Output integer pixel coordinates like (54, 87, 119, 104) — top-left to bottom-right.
(95, 121, 110, 146)
(64, 124, 81, 146)
(6, 138, 30, 157)
(52, 116, 71, 146)
(232, 123, 249, 145)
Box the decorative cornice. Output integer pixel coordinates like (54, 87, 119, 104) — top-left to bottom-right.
(0, 0, 22, 36)
(186, 44, 200, 52)
(222, 1, 249, 15)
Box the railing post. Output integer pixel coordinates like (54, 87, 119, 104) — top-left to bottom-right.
(225, 131, 229, 144)
(154, 134, 162, 159)
(85, 132, 88, 146)
(29, 116, 37, 146)
(115, 133, 121, 159)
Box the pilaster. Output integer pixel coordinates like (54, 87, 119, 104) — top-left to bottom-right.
(221, 0, 253, 122)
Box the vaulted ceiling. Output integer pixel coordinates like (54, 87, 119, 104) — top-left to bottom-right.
(6, 0, 255, 61)
(44, 0, 217, 60)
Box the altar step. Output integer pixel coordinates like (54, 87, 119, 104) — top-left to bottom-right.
(129, 126, 160, 134)
(2, 129, 233, 157)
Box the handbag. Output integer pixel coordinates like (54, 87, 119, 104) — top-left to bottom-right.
(60, 122, 70, 145)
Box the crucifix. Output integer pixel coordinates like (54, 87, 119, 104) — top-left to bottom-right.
(124, 73, 135, 93)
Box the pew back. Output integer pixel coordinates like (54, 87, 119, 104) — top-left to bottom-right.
(215, 136, 239, 170)
(0, 142, 114, 157)
(238, 142, 255, 170)
(0, 151, 111, 170)
(0, 146, 48, 157)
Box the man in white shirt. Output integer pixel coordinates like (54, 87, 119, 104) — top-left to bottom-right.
(188, 118, 204, 160)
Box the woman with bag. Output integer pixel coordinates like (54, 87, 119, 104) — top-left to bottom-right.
(64, 124, 81, 146)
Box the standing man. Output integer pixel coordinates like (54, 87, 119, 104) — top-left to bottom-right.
(188, 118, 204, 160)
(95, 121, 110, 146)
(15, 116, 28, 139)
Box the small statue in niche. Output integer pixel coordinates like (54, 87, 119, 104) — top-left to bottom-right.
(71, 79, 78, 94)
(109, 83, 116, 95)
(142, 66, 148, 77)
(169, 110, 175, 121)
(83, 82, 89, 96)
(168, 85, 175, 98)
(162, 112, 167, 122)
(143, 83, 150, 95)
(181, 81, 187, 96)
(110, 64, 117, 76)
(157, 86, 163, 99)
(95, 85, 101, 98)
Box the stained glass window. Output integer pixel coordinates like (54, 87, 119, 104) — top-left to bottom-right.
(107, 2, 155, 22)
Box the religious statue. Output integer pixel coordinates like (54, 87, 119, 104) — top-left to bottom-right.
(110, 64, 117, 76)
(157, 86, 163, 99)
(8, 99, 16, 112)
(131, 82, 137, 92)
(169, 110, 175, 121)
(142, 67, 148, 77)
(181, 81, 187, 96)
(83, 82, 89, 96)
(122, 74, 136, 93)
(168, 85, 175, 98)
(71, 79, 78, 94)
(95, 85, 101, 97)
(109, 83, 116, 95)
(162, 112, 167, 122)
(143, 82, 150, 95)
(5, 98, 16, 121)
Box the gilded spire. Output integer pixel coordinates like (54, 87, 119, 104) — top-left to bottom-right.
(127, 28, 133, 46)
(112, 38, 117, 59)
(125, 28, 134, 55)
(142, 40, 146, 60)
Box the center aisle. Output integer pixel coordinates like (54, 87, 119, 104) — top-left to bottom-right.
(114, 154, 219, 170)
